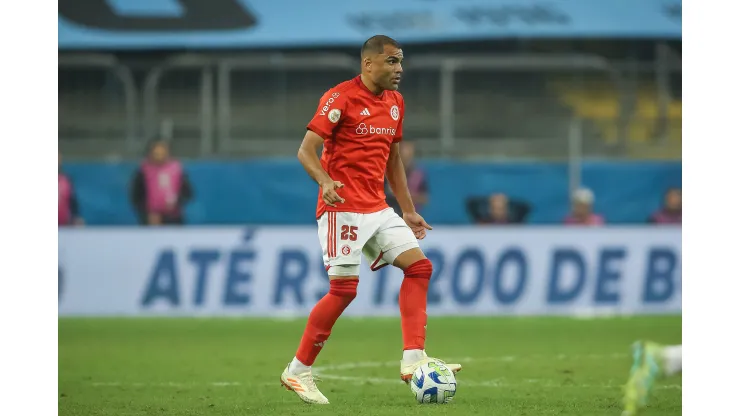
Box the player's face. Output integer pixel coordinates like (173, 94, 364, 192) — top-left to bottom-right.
(373, 45, 404, 91)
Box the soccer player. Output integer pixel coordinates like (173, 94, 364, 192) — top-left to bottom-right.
(279, 35, 461, 404)
(622, 342, 682, 415)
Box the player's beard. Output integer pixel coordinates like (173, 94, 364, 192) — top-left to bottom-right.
(373, 72, 399, 91)
(388, 75, 401, 90)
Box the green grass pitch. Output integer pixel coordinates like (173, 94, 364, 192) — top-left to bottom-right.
(59, 316, 681, 415)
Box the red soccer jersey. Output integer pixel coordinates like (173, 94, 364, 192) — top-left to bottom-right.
(307, 75, 405, 219)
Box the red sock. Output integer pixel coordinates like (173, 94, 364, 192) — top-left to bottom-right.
(399, 259, 432, 351)
(295, 278, 358, 366)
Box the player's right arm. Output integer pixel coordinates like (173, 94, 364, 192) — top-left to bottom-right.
(299, 88, 348, 207)
(297, 130, 345, 207)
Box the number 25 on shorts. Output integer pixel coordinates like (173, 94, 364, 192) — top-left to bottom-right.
(340, 225, 358, 241)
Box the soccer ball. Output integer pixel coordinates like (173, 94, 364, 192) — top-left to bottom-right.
(409, 361, 457, 404)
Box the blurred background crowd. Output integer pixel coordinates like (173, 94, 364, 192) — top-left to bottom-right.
(58, 0, 681, 228)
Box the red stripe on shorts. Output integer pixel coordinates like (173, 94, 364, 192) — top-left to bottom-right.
(332, 212, 337, 258)
(327, 213, 332, 258)
(326, 212, 334, 259)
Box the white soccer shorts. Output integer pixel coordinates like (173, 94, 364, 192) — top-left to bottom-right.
(318, 207, 419, 276)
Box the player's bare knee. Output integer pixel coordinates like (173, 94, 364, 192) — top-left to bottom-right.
(392, 246, 427, 270)
(403, 258, 433, 280)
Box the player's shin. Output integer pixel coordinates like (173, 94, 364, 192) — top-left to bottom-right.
(399, 259, 432, 363)
(290, 278, 359, 373)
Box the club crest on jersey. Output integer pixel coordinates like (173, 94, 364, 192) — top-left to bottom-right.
(390, 105, 400, 121)
(341, 245, 352, 256)
(328, 109, 341, 123)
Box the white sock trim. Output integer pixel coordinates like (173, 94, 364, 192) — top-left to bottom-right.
(402, 349, 425, 365)
(288, 356, 311, 374)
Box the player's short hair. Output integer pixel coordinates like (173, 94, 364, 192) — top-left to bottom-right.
(361, 35, 401, 58)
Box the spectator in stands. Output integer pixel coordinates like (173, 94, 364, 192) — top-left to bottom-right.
(130, 140, 194, 226)
(386, 141, 428, 215)
(58, 153, 83, 227)
(564, 188, 604, 226)
(467, 193, 530, 224)
(648, 187, 681, 224)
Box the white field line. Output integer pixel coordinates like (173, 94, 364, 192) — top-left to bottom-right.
(317, 374, 681, 390)
(90, 377, 681, 391)
(90, 354, 682, 390)
(312, 353, 626, 372)
(91, 381, 241, 387)
(312, 353, 679, 390)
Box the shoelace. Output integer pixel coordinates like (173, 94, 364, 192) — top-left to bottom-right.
(301, 374, 322, 392)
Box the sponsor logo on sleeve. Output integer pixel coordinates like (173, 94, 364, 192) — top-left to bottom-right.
(319, 92, 341, 116)
(328, 109, 342, 123)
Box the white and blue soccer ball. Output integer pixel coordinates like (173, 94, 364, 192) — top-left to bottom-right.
(409, 361, 457, 404)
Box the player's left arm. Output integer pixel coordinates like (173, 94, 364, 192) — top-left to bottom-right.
(387, 142, 432, 237)
(386, 96, 420, 214)
(386, 142, 415, 214)
(386, 95, 431, 235)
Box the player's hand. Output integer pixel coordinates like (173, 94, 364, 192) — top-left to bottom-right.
(320, 180, 345, 207)
(403, 212, 433, 240)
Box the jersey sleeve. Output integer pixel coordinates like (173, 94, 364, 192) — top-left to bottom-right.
(393, 94, 405, 143)
(306, 88, 348, 140)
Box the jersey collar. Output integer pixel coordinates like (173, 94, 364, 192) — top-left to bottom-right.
(354, 75, 386, 99)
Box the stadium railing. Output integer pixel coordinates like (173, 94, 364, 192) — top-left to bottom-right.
(58, 51, 680, 161)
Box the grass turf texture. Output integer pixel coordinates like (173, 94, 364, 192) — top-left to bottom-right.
(59, 316, 681, 415)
